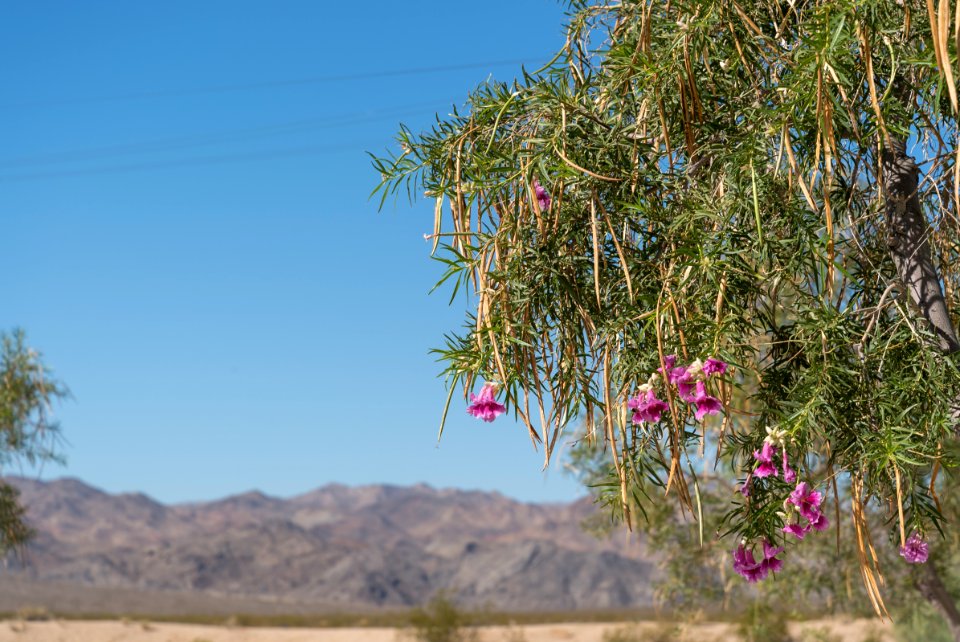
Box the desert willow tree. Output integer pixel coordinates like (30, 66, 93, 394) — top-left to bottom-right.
(0, 331, 67, 554)
(374, 0, 960, 625)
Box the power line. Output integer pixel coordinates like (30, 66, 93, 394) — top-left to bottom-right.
(0, 58, 538, 110)
(0, 101, 445, 168)
(0, 143, 375, 183)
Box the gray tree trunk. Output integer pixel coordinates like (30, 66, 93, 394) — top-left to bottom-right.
(881, 137, 960, 641)
(880, 138, 960, 353)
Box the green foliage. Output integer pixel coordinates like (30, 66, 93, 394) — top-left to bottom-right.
(602, 623, 682, 642)
(0, 329, 67, 553)
(798, 627, 841, 642)
(14, 606, 51, 622)
(894, 602, 954, 642)
(0, 330, 66, 468)
(405, 592, 478, 642)
(737, 602, 792, 642)
(0, 483, 32, 553)
(374, 0, 960, 610)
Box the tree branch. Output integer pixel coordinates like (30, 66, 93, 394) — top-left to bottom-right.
(914, 563, 960, 642)
(881, 137, 960, 353)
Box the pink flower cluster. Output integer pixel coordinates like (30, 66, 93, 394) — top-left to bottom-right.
(740, 427, 797, 498)
(781, 482, 829, 539)
(627, 389, 669, 423)
(627, 355, 727, 425)
(466, 383, 507, 422)
(734, 430, 831, 582)
(751, 441, 796, 483)
(733, 480, 829, 582)
(900, 532, 929, 564)
(733, 539, 784, 583)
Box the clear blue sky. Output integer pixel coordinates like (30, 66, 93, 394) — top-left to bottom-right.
(0, 1, 586, 504)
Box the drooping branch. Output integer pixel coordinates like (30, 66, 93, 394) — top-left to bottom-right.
(881, 137, 960, 354)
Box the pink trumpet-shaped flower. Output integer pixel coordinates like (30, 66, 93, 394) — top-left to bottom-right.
(466, 383, 507, 422)
(628, 389, 669, 424)
(761, 539, 785, 574)
(677, 380, 699, 402)
(533, 180, 551, 211)
(781, 449, 797, 484)
(781, 481, 828, 537)
(809, 511, 829, 532)
(788, 482, 824, 522)
(657, 354, 678, 374)
(702, 357, 728, 376)
(900, 532, 929, 564)
(753, 442, 779, 478)
(692, 382, 723, 420)
(733, 539, 783, 582)
(667, 366, 691, 386)
(740, 472, 752, 497)
(733, 544, 764, 582)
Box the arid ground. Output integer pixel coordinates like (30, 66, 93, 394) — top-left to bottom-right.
(0, 618, 893, 642)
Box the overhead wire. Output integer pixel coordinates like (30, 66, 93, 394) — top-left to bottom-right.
(0, 101, 446, 168)
(0, 58, 538, 110)
(0, 56, 542, 182)
(0, 143, 374, 183)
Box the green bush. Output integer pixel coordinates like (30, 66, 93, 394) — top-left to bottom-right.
(798, 627, 840, 642)
(14, 606, 50, 622)
(405, 592, 478, 642)
(602, 623, 684, 642)
(737, 603, 792, 642)
(894, 602, 953, 642)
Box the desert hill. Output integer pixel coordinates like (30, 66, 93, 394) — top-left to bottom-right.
(0, 478, 653, 614)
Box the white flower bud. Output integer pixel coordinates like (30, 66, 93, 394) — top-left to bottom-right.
(764, 425, 787, 446)
(686, 358, 704, 378)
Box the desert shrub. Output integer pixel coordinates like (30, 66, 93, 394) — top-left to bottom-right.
(737, 602, 791, 642)
(603, 623, 684, 642)
(894, 602, 953, 642)
(798, 627, 840, 642)
(14, 606, 50, 621)
(404, 592, 478, 642)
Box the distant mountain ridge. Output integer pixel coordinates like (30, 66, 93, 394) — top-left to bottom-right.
(0, 477, 653, 613)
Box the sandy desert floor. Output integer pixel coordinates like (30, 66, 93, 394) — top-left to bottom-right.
(0, 618, 894, 642)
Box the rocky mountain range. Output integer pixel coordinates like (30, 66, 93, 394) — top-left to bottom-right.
(0, 478, 653, 614)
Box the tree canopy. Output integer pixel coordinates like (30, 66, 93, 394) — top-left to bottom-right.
(0, 330, 67, 553)
(374, 0, 960, 616)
